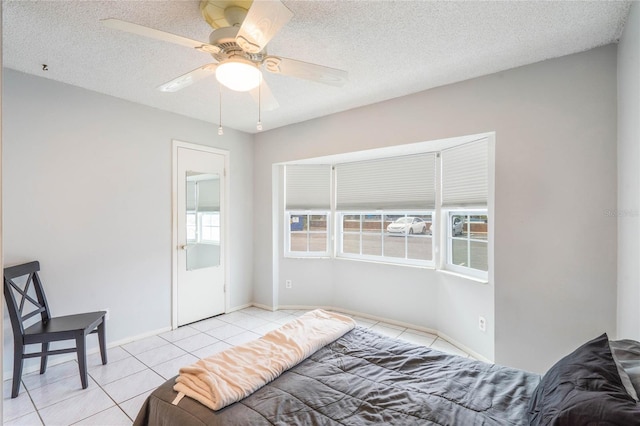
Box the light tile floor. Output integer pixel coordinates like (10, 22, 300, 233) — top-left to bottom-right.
(3, 307, 471, 425)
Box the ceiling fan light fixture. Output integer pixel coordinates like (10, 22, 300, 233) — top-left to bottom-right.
(215, 58, 262, 92)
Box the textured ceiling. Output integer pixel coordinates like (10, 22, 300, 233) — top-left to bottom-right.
(2, 1, 632, 134)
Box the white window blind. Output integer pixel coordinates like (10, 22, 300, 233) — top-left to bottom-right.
(336, 153, 436, 210)
(285, 164, 332, 210)
(186, 176, 220, 211)
(196, 179, 220, 211)
(441, 139, 488, 207)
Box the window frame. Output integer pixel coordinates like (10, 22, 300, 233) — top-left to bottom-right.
(186, 211, 220, 245)
(337, 211, 435, 267)
(284, 210, 331, 258)
(199, 211, 221, 244)
(280, 134, 493, 281)
(444, 209, 489, 280)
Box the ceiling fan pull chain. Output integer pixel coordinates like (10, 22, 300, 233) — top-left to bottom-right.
(257, 78, 263, 132)
(218, 84, 224, 136)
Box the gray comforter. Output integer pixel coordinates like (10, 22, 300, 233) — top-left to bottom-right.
(134, 327, 540, 425)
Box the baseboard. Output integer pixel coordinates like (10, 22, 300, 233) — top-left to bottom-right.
(273, 304, 330, 311)
(3, 325, 172, 380)
(275, 304, 492, 363)
(108, 326, 172, 348)
(277, 304, 438, 334)
(250, 302, 280, 312)
(226, 303, 253, 313)
(436, 331, 492, 364)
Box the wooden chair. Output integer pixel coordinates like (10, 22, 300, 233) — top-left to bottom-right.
(3, 261, 107, 398)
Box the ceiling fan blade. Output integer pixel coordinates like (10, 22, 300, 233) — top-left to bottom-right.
(263, 56, 348, 87)
(235, 0, 293, 54)
(250, 80, 279, 111)
(157, 64, 218, 92)
(101, 18, 220, 55)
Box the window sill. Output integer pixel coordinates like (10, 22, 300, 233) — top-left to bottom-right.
(437, 269, 489, 284)
(284, 255, 332, 260)
(335, 256, 435, 270)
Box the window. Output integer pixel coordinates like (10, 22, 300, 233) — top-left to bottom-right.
(201, 212, 220, 242)
(287, 212, 330, 256)
(187, 212, 220, 244)
(282, 136, 491, 279)
(447, 211, 488, 278)
(284, 165, 331, 257)
(339, 212, 434, 265)
(334, 153, 436, 266)
(186, 175, 220, 245)
(441, 140, 489, 278)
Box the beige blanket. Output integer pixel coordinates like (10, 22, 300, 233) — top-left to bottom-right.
(173, 309, 356, 411)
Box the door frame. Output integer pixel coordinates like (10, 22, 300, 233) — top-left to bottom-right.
(171, 140, 230, 329)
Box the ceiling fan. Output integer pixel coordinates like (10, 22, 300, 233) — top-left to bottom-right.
(102, 0, 348, 112)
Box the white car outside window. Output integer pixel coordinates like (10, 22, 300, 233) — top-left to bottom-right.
(386, 217, 427, 235)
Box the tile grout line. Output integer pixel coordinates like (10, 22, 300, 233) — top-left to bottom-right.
(22, 378, 46, 426)
(69, 381, 127, 425)
(82, 341, 181, 423)
(86, 357, 131, 423)
(24, 372, 102, 412)
(98, 347, 165, 423)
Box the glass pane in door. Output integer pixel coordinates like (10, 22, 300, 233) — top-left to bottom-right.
(186, 172, 221, 270)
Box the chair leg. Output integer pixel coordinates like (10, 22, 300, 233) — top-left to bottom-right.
(98, 319, 107, 365)
(11, 345, 24, 398)
(40, 342, 50, 374)
(75, 334, 88, 389)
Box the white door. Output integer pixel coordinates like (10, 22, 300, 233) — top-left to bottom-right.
(175, 144, 226, 326)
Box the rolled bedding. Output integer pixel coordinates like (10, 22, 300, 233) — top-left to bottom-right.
(173, 309, 356, 411)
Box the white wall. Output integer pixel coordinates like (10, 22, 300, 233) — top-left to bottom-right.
(1, 42, 622, 377)
(617, 1, 640, 340)
(1, 4, 4, 419)
(2, 70, 254, 376)
(254, 45, 618, 373)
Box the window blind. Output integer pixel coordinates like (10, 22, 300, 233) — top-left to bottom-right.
(441, 139, 488, 207)
(335, 153, 436, 210)
(186, 179, 220, 211)
(285, 164, 332, 210)
(196, 179, 220, 211)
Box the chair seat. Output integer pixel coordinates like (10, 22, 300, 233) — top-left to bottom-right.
(24, 311, 106, 342)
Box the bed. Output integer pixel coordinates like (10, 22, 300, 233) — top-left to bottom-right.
(134, 314, 640, 426)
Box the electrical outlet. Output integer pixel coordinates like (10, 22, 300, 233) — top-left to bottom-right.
(103, 308, 110, 321)
(478, 316, 486, 332)
(285, 280, 292, 289)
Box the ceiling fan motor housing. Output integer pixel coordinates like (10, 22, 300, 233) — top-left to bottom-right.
(208, 26, 265, 63)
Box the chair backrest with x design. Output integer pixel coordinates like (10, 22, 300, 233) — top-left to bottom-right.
(3, 261, 52, 341)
